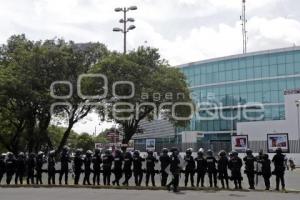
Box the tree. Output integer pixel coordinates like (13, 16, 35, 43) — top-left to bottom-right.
(0, 34, 109, 153)
(52, 42, 109, 154)
(89, 47, 192, 151)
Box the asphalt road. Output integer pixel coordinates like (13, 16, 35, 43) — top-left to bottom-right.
(1, 168, 299, 190)
(0, 188, 299, 200)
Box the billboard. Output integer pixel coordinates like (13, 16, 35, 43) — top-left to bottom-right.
(145, 138, 156, 151)
(231, 135, 248, 152)
(267, 133, 289, 153)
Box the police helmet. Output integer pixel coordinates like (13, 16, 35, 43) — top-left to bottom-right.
(86, 150, 93, 155)
(186, 148, 192, 155)
(18, 152, 25, 157)
(0, 153, 6, 159)
(38, 151, 44, 156)
(275, 147, 282, 154)
(49, 150, 56, 156)
(63, 145, 70, 152)
(104, 149, 111, 155)
(231, 150, 238, 157)
(263, 154, 269, 159)
(147, 150, 153, 155)
(198, 148, 204, 153)
(219, 150, 226, 157)
(125, 151, 132, 157)
(207, 149, 213, 157)
(246, 149, 252, 155)
(170, 147, 178, 153)
(133, 150, 140, 155)
(29, 152, 36, 158)
(162, 148, 168, 154)
(94, 148, 101, 154)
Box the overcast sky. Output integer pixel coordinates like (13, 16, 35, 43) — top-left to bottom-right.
(2, 0, 300, 134)
(1, 0, 300, 66)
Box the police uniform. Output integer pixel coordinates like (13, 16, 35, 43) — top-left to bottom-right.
(206, 151, 218, 188)
(184, 149, 195, 187)
(272, 148, 286, 190)
(228, 151, 243, 189)
(5, 153, 16, 185)
(48, 151, 56, 185)
(92, 149, 102, 185)
(26, 153, 36, 184)
(73, 150, 83, 185)
(102, 150, 114, 185)
(166, 148, 181, 192)
(83, 151, 93, 185)
(15, 153, 26, 185)
(0, 154, 5, 184)
(145, 151, 158, 187)
(132, 151, 144, 186)
(260, 154, 271, 190)
(159, 149, 171, 187)
(36, 152, 46, 185)
(243, 150, 256, 189)
(112, 150, 124, 186)
(195, 151, 207, 187)
(59, 148, 71, 185)
(122, 152, 133, 186)
(217, 151, 229, 189)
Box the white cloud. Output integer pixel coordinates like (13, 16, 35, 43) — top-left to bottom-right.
(1, 0, 300, 133)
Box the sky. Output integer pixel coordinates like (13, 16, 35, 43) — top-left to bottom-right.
(1, 0, 300, 134)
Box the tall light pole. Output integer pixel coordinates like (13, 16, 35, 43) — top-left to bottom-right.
(113, 6, 137, 54)
(295, 100, 300, 140)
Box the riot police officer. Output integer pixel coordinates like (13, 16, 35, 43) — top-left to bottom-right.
(159, 148, 170, 187)
(0, 153, 5, 184)
(206, 149, 218, 188)
(272, 147, 286, 191)
(260, 154, 271, 190)
(5, 152, 15, 185)
(48, 150, 56, 185)
(122, 151, 133, 186)
(15, 152, 26, 185)
(27, 153, 36, 184)
(145, 150, 158, 187)
(218, 150, 229, 189)
(59, 146, 71, 185)
(73, 149, 83, 185)
(102, 149, 114, 185)
(36, 151, 46, 185)
(83, 150, 93, 185)
(243, 149, 256, 189)
(184, 148, 195, 187)
(92, 148, 102, 185)
(166, 147, 181, 192)
(132, 150, 144, 186)
(228, 151, 243, 189)
(195, 148, 207, 187)
(112, 149, 123, 186)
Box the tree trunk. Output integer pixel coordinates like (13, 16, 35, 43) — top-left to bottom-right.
(56, 122, 74, 155)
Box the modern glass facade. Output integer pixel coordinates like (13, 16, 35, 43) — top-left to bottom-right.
(178, 47, 300, 142)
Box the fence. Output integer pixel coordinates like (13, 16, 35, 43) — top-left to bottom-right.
(134, 140, 232, 153)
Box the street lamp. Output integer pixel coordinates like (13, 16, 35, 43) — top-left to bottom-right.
(113, 6, 137, 54)
(295, 100, 300, 139)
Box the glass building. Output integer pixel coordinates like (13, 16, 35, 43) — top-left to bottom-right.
(178, 46, 300, 144)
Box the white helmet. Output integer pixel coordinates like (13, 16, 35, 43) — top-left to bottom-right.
(198, 148, 204, 153)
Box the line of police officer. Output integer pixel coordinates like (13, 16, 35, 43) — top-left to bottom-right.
(0, 146, 287, 192)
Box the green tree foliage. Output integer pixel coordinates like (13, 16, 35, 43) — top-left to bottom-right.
(0, 34, 109, 153)
(89, 47, 192, 149)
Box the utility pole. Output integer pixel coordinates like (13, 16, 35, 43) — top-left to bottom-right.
(240, 0, 247, 54)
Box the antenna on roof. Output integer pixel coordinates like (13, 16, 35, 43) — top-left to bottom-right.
(240, 0, 247, 54)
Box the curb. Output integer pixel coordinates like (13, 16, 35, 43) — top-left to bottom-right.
(0, 185, 299, 193)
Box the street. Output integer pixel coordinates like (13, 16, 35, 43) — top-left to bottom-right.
(0, 188, 299, 200)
